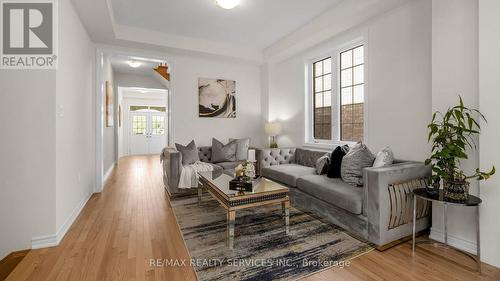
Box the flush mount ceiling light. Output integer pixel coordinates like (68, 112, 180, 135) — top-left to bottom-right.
(215, 0, 240, 10)
(127, 61, 141, 68)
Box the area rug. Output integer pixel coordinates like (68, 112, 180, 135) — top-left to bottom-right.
(171, 193, 373, 281)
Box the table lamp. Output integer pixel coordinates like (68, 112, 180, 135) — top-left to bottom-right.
(265, 122, 282, 148)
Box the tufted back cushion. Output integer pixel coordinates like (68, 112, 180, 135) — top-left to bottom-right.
(260, 148, 296, 167)
(198, 146, 212, 162)
(294, 148, 329, 168)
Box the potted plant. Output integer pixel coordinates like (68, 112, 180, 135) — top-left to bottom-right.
(425, 96, 495, 201)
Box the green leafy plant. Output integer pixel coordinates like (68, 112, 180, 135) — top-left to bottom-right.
(425, 96, 495, 186)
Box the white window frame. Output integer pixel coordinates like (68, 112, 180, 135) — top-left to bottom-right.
(304, 39, 368, 149)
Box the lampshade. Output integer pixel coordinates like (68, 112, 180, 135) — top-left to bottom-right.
(265, 122, 282, 136)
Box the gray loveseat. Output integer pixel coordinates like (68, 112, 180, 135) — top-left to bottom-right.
(161, 146, 244, 196)
(257, 147, 431, 248)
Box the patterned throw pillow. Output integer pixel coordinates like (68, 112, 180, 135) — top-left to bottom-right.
(175, 140, 200, 166)
(211, 138, 238, 163)
(315, 153, 330, 175)
(327, 145, 350, 178)
(372, 146, 394, 168)
(341, 142, 375, 186)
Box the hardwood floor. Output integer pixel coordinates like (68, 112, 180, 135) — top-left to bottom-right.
(7, 155, 500, 281)
(0, 250, 30, 281)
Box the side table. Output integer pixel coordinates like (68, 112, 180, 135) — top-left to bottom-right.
(412, 188, 482, 273)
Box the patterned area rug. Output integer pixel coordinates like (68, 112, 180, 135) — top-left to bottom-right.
(171, 193, 373, 281)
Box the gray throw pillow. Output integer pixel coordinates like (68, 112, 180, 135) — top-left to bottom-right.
(175, 140, 200, 166)
(229, 138, 250, 161)
(372, 146, 394, 168)
(341, 142, 375, 186)
(315, 153, 330, 175)
(211, 138, 237, 163)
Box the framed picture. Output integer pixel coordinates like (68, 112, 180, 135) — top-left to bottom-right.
(198, 78, 236, 118)
(105, 81, 114, 127)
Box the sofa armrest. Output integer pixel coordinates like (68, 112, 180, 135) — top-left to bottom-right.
(363, 162, 431, 247)
(255, 148, 296, 175)
(160, 147, 182, 195)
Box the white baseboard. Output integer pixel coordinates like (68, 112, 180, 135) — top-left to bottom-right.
(31, 234, 58, 249)
(103, 163, 115, 186)
(31, 191, 92, 250)
(429, 227, 477, 255)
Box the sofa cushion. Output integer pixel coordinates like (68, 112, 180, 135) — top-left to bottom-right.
(294, 148, 328, 168)
(175, 140, 200, 165)
(198, 146, 212, 162)
(373, 146, 394, 168)
(216, 161, 244, 171)
(229, 138, 250, 161)
(341, 142, 375, 186)
(315, 153, 330, 175)
(262, 164, 316, 187)
(327, 145, 349, 178)
(211, 138, 237, 163)
(296, 175, 363, 215)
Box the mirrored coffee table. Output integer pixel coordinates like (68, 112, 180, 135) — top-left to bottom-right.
(197, 171, 290, 249)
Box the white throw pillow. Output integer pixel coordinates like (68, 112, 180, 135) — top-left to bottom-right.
(372, 146, 394, 168)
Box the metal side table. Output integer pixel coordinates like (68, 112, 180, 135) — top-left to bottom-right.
(412, 188, 482, 273)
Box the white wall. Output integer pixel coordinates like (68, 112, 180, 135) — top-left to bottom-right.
(55, 0, 95, 231)
(0, 0, 94, 259)
(267, 0, 432, 161)
(429, 0, 481, 255)
(102, 57, 115, 173)
(170, 55, 263, 147)
(0, 71, 56, 259)
(478, 0, 500, 268)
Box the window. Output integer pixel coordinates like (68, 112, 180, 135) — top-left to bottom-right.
(340, 45, 364, 142)
(308, 44, 365, 144)
(132, 115, 147, 135)
(313, 57, 332, 140)
(130, 106, 166, 112)
(151, 115, 165, 135)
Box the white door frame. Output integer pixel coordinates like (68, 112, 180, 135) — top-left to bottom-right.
(94, 46, 174, 192)
(120, 88, 169, 156)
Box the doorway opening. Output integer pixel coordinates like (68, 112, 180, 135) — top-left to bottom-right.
(119, 87, 169, 156)
(95, 48, 172, 192)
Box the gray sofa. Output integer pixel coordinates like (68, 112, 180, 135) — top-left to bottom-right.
(161, 146, 243, 196)
(257, 147, 431, 248)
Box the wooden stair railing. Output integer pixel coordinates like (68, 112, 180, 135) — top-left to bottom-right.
(154, 63, 170, 81)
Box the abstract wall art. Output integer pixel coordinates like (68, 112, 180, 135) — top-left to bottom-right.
(198, 78, 236, 118)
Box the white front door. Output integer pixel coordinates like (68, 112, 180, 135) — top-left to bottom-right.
(129, 112, 150, 155)
(149, 113, 167, 154)
(129, 107, 167, 155)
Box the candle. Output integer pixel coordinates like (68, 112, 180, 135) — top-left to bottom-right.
(247, 149, 256, 162)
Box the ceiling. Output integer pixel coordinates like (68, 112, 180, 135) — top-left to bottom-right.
(109, 0, 342, 49)
(109, 54, 166, 76)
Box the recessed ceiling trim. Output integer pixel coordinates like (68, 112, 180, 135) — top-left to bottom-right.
(113, 24, 263, 63)
(264, 0, 411, 62)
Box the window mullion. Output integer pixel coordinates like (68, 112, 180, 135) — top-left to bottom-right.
(332, 54, 339, 142)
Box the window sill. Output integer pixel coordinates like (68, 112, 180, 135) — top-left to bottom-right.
(303, 141, 356, 151)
